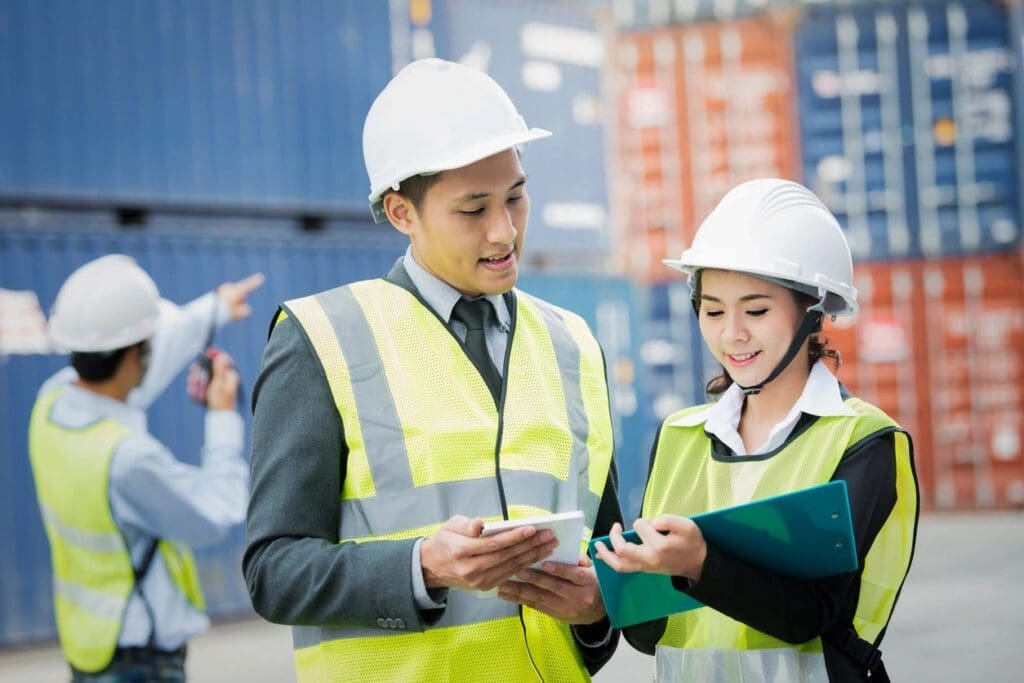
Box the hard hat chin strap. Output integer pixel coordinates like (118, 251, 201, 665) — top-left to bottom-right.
(737, 307, 824, 396)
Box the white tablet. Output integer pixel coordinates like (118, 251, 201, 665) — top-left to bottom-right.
(476, 510, 585, 598)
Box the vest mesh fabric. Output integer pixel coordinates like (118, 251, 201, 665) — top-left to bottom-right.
(284, 281, 613, 683)
(644, 397, 916, 682)
(28, 388, 205, 672)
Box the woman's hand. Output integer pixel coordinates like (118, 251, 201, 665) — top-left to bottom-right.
(592, 515, 708, 581)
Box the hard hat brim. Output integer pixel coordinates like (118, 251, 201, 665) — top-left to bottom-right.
(662, 256, 858, 317)
(368, 127, 552, 223)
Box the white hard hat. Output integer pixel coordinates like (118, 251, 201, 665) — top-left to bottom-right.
(48, 255, 165, 353)
(663, 178, 858, 317)
(363, 58, 552, 223)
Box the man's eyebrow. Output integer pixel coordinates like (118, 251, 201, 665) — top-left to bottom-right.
(456, 175, 528, 203)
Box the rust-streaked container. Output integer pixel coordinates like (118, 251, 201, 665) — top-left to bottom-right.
(610, 14, 802, 283)
(920, 252, 1024, 509)
(825, 261, 934, 507)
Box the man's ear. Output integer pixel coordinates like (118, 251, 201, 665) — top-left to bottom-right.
(117, 343, 141, 375)
(383, 192, 417, 235)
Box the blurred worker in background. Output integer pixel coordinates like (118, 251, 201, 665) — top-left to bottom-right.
(245, 58, 621, 681)
(29, 254, 264, 682)
(595, 179, 919, 682)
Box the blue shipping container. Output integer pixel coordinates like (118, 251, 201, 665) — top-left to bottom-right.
(1015, 0, 1024, 219)
(638, 282, 717, 475)
(796, 0, 1020, 261)
(395, 0, 612, 258)
(0, 211, 408, 647)
(0, 0, 392, 211)
(0, 212, 646, 645)
(605, 0, 792, 30)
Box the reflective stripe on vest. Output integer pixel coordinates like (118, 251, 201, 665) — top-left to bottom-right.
(28, 387, 206, 672)
(644, 397, 917, 683)
(283, 281, 613, 682)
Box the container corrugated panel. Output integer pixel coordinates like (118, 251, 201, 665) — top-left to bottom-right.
(0, 212, 407, 646)
(796, 0, 1020, 261)
(392, 0, 611, 260)
(827, 253, 1024, 511)
(908, 0, 1020, 258)
(824, 261, 934, 508)
(1014, 1, 1024, 221)
(0, 0, 391, 209)
(795, 4, 917, 261)
(606, 0, 797, 31)
(611, 14, 801, 283)
(920, 252, 1024, 509)
(639, 282, 717, 482)
(517, 274, 648, 521)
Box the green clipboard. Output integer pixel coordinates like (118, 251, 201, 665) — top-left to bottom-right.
(588, 480, 858, 628)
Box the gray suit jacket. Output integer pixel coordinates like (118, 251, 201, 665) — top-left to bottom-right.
(243, 265, 621, 674)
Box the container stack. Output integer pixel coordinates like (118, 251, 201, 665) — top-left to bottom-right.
(798, 0, 1024, 509)
(0, 0, 648, 647)
(609, 10, 803, 428)
(611, 0, 1024, 509)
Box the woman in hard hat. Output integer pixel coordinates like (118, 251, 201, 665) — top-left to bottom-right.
(594, 179, 918, 682)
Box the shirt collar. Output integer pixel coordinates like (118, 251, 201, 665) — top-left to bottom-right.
(42, 370, 146, 432)
(667, 360, 856, 430)
(402, 246, 510, 330)
(798, 361, 858, 418)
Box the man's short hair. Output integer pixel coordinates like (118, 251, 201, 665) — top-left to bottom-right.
(388, 173, 443, 211)
(71, 346, 131, 382)
(385, 148, 522, 212)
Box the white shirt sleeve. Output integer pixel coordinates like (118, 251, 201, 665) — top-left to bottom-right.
(109, 409, 248, 548)
(128, 293, 229, 409)
(411, 537, 449, 610)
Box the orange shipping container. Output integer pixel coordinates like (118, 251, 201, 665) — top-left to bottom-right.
(920, 253, 1024, 510)
(825, 261, 934, 507)
(610, 14, 802, 283)
(827, 253, 1024, 510)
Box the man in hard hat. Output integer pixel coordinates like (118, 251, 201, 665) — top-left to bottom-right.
(29, 254, 264, 681)
(245, 58, 621, 681)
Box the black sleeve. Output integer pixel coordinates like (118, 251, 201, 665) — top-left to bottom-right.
(242, 315, 435, 630)
(676, 432, 899, 644)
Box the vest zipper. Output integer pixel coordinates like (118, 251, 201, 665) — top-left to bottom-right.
(492, 296, 516, 520)
(491, 302, 545, 683)
(383, 277, 548, 678)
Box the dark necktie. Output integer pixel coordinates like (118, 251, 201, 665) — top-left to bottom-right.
(451, 298, 502, 403)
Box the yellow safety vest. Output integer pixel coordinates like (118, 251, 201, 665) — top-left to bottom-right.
(28, 387, 206, 673)
(643, 397, 917, 682)
(282, 279, 615, 682)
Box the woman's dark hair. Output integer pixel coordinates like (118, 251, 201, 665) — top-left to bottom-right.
(70, 342, 144, 382)
(694, 273, 842, 398)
